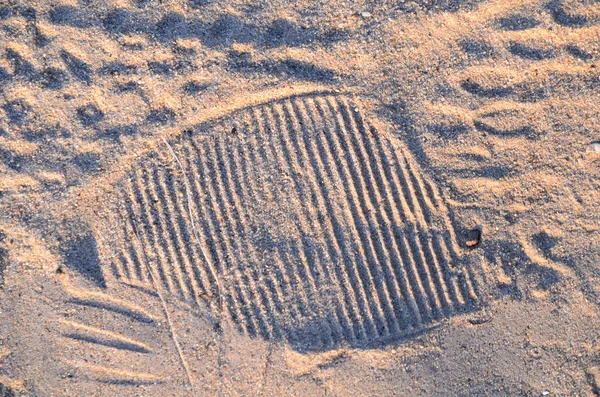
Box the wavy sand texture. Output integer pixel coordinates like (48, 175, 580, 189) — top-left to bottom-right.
(1, 0, 599, 395)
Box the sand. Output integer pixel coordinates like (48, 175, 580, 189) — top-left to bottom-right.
(1, 0, 599, 395)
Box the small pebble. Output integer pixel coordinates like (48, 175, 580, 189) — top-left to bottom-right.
(588, 142, 600, 154)
(465, 228, 481, 248)
(542, 391, 550, 396)
(361, 11, 372, 17)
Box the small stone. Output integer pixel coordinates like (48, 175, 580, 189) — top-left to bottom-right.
(465, 228, 481, 248)
(361, 11, 372, 17)
(588, 142, 600, 154)
(542, 391, 550, 396)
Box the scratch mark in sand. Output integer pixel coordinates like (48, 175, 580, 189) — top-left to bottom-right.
(258, 342, 275, 396)
(131, 221, 197, 396)
(161, 137, 225, 395)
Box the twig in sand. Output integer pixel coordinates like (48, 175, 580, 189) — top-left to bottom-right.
(258, 342, 274, 397)
(161, 137, 225, 394)
(130, 217, 197, 397)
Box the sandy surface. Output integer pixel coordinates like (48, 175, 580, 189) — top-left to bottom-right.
(1, 0, 600, 395)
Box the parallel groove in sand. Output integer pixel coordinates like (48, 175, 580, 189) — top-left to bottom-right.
(274, 101, 348, 345)
(218, 127, 286, 340)
(334, 97, 430, 326)
(113, 93, 480, 349)
(256, 105, 330, 345)
(199, 134, 279, 339)
(183, 139, 260, 336)
(286, 98, 364, 342)
(318, 96, 394, 337)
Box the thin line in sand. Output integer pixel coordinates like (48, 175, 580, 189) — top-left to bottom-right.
(131, 218, 197, 397)
(162, 137, 225, 396)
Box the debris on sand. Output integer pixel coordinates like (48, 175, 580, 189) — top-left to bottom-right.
(466, 228, 482, 248)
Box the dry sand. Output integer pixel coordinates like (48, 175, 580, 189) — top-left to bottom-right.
(1, 0, 600, 395)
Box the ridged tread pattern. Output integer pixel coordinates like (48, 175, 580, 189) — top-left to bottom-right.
(111, 92, 480, 351)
